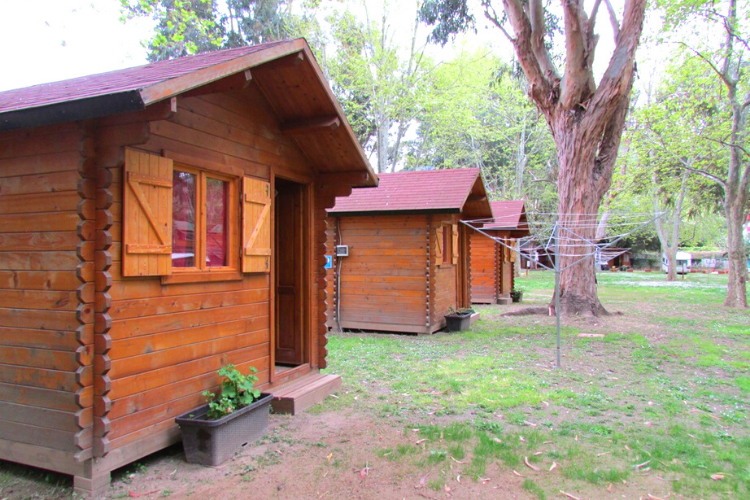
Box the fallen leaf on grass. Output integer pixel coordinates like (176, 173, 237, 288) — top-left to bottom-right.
(533, 451, 543, 456)
(360, 466, 370, 479)
(524, 421, 538, 427)
(512, 470, 523, 477)
(647, 494, 665, 500)
(415, 439, 427, 445)
(128, 490, 159, 498)
(450, 456, 464, 464)
(607, 483, 613, 492)
(635, 459, 651, 470)
(625, 444, 631, 451)
(444, 484, 452, 495)
(416, 473, 429, 488)
(326, 453, 333, 463)
(597, 451, 611, 457)
(559, 490, 581, 500)
(456, 474, 461, 483)
(577, 333, 605, 338)
(549, 461, 558, 472)
(524, 457, 541, 472)
(711, 473, 725, 481)
(479, 477, 491, 484)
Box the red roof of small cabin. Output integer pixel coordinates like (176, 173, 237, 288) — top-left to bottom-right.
(484, 200, 530, 236)
(329, 168, 491, 218)
(0, 39, 377, 186)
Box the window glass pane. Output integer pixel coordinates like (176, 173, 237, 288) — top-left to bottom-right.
(172, 171, 196, 268)
(206, 177, 229, 267)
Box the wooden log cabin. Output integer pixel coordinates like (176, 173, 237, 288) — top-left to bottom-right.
(470, 200, 530, 304)
(327, 168, 492, 334)
(0, 39, 377, 497)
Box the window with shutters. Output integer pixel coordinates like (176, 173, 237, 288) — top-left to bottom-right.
(167, 165, 239, 279)
(123, 149, 270, 282)
(436, 224, 453, 267)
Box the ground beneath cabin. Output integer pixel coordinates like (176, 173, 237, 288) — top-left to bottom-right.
(1, 272, 747, 500)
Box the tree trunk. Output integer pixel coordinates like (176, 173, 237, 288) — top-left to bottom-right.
(724, 197, 749, 307)
(553, 116, 609, 316)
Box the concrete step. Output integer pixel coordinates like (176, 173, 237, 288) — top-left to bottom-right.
(270, 373, 342, 415)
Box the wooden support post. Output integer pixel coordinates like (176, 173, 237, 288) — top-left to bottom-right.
(74, 459, 111, 499)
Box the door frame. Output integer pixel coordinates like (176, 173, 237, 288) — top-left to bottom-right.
(270, 174, 312, 382)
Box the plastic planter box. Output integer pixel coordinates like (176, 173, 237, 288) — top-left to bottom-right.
(175, 393, 273, 466)
(445, 313, 471, 332)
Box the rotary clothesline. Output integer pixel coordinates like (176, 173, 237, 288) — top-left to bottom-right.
(461, 211, 665, 368)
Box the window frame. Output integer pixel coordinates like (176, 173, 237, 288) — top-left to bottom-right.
(161, 163, 242, 284)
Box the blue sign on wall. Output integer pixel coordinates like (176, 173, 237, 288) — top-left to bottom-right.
(324, 255, 333, 269)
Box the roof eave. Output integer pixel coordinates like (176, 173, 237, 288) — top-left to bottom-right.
(328, 208, 460, 217)
(0, 90, 144, 131)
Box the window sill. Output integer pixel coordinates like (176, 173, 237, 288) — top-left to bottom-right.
(161, 269, 244, 285)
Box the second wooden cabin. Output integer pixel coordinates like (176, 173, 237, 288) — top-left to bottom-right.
(470, 201, 530, 304)
(327, 168, 492, 334)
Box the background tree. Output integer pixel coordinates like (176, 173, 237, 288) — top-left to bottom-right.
(405, 50, 557, 209)
(325, 1, 432, 172)
(658, 0, 749, 307)
(120, 0, 310, 61)
(420, 0, 647, 316)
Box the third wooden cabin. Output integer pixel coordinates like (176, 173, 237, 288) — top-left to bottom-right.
(470, 201, 530, 304)
(327, 169, 492, 334)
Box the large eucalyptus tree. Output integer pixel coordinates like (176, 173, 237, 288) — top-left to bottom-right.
(421, 0, 647, 316)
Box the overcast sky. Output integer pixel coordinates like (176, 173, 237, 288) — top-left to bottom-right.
(0, 1, 152, 91)
(0, 0, 642, 93)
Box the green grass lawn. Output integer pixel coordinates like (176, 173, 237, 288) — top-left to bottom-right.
(323, 271, 750, 499)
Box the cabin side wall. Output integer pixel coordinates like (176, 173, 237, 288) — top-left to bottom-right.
(336, 215, 429, 334)
(429, 214, 460, 331)
(0, 123, 94, 475)
(469, 230, 497, 304)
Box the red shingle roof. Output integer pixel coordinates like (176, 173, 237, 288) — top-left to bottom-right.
(0, 41, 288, 113)
(488, 201, 526, 229)
(329, 168, 483, 214)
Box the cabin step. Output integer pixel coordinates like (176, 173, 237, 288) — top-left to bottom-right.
(270, 373, 342, 415)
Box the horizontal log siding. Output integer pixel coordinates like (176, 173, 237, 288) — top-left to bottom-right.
(431, 214, 459, 327)
(104, 86, 315, 453)
(338, 215, 428, 332)
(0, 123, 91, 459)
(470, 231, 497, 304)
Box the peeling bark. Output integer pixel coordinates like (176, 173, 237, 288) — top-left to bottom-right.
(499, 0, 647, 316)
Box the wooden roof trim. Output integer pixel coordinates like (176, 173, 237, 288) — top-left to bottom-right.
(297, 44, 377, 187)
(329, 208, 460, 217)
(138, 39, 306, 105)
(282, 116, 340, 135)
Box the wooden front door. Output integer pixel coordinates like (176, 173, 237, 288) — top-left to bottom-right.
(274, 178, 306, 365)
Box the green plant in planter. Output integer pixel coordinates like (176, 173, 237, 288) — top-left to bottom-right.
(202, 364, 261, 420)
(447, 306, 475, 317)
(510, 286, 524, 302)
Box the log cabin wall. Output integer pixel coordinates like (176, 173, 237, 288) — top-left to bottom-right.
(98, 83, 321, 468)
(336, 214, 429, 334)
(430, 213, 460, 331)
(469, 230, 497, 304)
(0, 122, 95, 474)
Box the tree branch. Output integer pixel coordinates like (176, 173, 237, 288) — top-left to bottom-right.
(500, 0, 556, 108)
(583, 0, 646, 139)
(483, 3, 514, 42)
(560, 0, 596, 109)
(603, 0, 620, 39)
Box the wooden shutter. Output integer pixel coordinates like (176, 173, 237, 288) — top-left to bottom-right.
(242, 177, 272, 273)
(123, 148, 173, 277)
(452, 224, 459, 265)
(435, 227, 443, 263)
